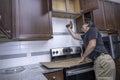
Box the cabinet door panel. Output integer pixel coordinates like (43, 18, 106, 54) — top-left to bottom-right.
(76, 15, 84, 33)
(16, 0, 52, 39)
(104, 1, 116, 30)
(80, 0, 98, 12)
(93, 0, 106, 30)
(114, 3, 120, 35)
(115, 59, 120, 80)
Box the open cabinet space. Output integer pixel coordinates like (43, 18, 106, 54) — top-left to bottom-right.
(51, 0, 98, 19)
(67, 0, 81, 13)
(52, 0, 81, 13)
(52, 0, 81, 19)
(52, 0, 66, 12)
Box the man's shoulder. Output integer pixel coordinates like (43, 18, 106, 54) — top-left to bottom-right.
(90, 26, 98, 30)
(89, 27, 99, 32)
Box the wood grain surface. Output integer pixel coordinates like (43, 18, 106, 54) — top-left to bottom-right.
(41, 57, 92, 68)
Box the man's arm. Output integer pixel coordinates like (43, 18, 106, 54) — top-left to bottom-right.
(67, 25, 82, 41)
(78, 39, 96, 63)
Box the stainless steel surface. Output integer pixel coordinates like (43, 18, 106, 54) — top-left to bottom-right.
(50, 46, 82, 61)
(109, 35, 115, 58)
(66, 67, 93, 76)
(48, 46, 95, 80)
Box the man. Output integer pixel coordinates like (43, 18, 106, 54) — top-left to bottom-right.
(66, 20, 116, 80)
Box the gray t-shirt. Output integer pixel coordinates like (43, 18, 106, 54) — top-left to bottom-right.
(81, 27, 108, 60)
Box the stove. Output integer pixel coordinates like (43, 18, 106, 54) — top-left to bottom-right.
(50, 46, 82, 61)
(42, 46, 95, 80)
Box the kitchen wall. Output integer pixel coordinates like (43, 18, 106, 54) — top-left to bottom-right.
(0, 17, 108, 69)
(0, 17, 81, 69)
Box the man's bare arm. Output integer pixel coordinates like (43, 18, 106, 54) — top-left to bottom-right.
(82, 39, 96, 58)
(78, 39, 96, 63)
(67, 26, 82, 41)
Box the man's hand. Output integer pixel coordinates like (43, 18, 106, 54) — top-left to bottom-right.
(78, 57, 85, 64)
(66, 21, 83, 41)
(66, 21, 73, 29)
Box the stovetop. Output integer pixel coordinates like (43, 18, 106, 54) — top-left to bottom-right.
(41, 46, 93, 69)
(50, 46, 83, 61)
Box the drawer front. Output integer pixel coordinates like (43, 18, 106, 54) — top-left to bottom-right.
(44, 70, 64, 80)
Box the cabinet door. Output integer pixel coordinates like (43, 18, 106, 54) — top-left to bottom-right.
(80, 0, 98, 12)
(76, 15, 84, 33)
(93, 0, 106, 30)
(103, 1, 116, 30)
(114, 3, 120, 35)
(0, 0, 12, 38)
(115, 59, 120, 80)
(15, 0, 52, 39)
(44, 70, 64, 80)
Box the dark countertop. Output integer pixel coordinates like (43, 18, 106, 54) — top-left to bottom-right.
(0, 64, 63, 80)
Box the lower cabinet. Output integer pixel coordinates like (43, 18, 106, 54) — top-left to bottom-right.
(115, 59, 120, 80)
(44, 70, 64, 80)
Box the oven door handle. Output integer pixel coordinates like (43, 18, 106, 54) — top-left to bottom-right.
(66, 68, 94, 76)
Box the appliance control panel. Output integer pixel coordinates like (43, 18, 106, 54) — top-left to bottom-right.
(50, 46, 83, 58)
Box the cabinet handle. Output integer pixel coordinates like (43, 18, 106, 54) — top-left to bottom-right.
(52, 76, 56, 80)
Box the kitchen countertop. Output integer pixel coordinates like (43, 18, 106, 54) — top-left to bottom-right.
(0, 64, 63, 80)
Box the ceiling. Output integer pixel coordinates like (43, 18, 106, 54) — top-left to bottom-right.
(108, 0, 120, 3)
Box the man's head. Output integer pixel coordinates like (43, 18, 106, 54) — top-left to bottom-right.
(81, 19, 94, 33)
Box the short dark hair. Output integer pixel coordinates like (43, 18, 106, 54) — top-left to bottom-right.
(84, 18, 95, 27)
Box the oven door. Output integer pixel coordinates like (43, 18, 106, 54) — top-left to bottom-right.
(65, 67, 95, 80)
